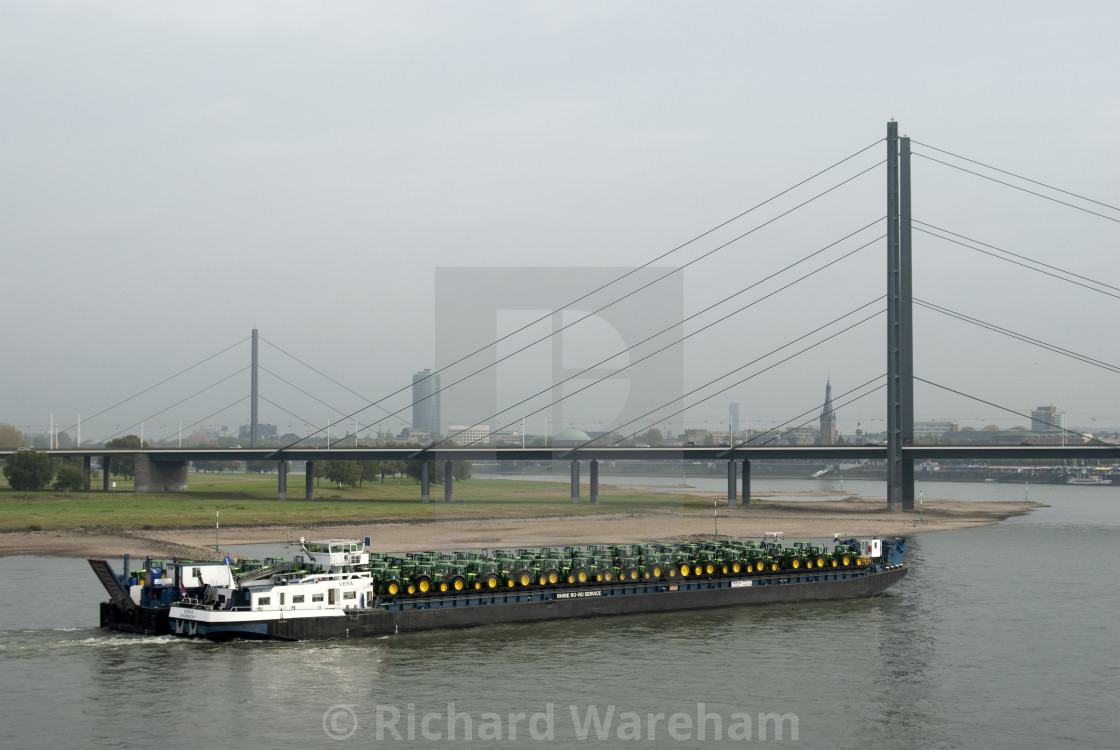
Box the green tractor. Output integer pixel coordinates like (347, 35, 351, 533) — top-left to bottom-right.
(377, 566, 404, 597)
(616, 556, 642, 583)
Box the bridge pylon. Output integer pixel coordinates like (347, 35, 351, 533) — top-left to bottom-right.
(887, 121, 915, 510)
(250, 328, 259, 448)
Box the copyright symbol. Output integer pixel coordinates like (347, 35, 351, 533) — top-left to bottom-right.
(323, 704, 359, 741)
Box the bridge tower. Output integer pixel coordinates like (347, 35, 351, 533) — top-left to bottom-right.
(886, 121, 915, 510)
(251, 328, 259, 448)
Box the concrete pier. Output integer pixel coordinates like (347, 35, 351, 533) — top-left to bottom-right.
(590, 459, 599, 504)
(444, 460, 453, 502)
(727, 460, 737, 507)
(134, 455, 188, 493)
(421, 459, 430, 503)
(277, 460, 287, 500)
(305, 460, 315, 500)
(571, 461, 580, 503)
(741, 459, 751, 506)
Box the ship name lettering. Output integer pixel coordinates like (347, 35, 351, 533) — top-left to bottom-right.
(554, 590, 603, 600)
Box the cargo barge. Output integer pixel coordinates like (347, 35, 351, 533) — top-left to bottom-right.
(89, 535, 906, 641)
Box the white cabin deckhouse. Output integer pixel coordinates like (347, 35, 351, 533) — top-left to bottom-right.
(167, 539, 376, 639)
(299, 539, 370, 572)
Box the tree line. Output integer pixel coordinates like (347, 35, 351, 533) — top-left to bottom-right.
(315, 454, 473, 488)
(2, 450, 86, 493)
(2, 435, 474, 493)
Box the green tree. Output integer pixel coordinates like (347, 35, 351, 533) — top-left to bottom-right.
(321, 460, 362, 487)
(0, 424, 26, 450)
(384, 459, 408, 482)
(982, 424, 1000, 431)
(3, 450, 55, 492)
(105, 435, 149, 479)
(194, 459, 242, 473)
(359, 460, 397, 487)
(452, 459, 473, 481)
(53, 465, 86, 492)
(638, 428, 663, 446)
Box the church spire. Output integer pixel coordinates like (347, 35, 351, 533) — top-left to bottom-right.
(819, 378, 837, 445)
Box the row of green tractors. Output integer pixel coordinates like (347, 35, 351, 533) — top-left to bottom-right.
(361, 539, 872, 598)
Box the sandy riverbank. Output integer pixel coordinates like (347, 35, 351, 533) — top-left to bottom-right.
(0, 495, 1044, 560)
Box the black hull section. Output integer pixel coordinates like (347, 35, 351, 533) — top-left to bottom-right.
(248, 566, 907, 641)
(100, 601, 171, 635)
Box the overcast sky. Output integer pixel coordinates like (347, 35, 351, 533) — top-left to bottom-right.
(2, 0, 1118, 443)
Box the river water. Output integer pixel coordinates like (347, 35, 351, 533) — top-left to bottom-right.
(1, 481, 1116, 749)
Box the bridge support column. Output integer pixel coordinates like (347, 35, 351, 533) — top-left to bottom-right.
(444, 460, 453, 502)
(83, 455, 92, 491)
(277, 460, 287, 500)
(590, 460, 599, 504)
(421, 459, 430, 503)
(570, 461, 580, 503)
(900, 134, 915, 509)
(102, 456, 111, 491)
(727, 460, 737, 507)
(741, 460, 751, 506)
(305, 461, 315, 500)
(886, 120, 916, 510)
(134, 455, 189, 493)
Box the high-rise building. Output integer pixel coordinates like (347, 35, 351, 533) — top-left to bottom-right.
(819, 379, 837, 445)
(412, 369, 441, 437)
(1030, 405, 1064, 433)
(729, 403, 740, 438)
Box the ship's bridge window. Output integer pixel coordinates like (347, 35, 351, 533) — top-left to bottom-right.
(343, 591, 357, 600)
(257, 596, 271, 606)
(292, 595, 305, 603)
(192, 567, 201, 579)
(312, 594, 324, 602)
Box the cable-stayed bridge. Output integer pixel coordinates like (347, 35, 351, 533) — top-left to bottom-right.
(7, 121, 1119, 509)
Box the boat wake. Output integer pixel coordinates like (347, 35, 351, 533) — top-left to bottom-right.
(0, 630, 184, 655)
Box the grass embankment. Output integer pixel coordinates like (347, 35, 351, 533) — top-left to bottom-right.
(0, 473, 712, 532)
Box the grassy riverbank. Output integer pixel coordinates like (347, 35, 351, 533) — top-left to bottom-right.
(0, 473, 711, 532)
(0, 472, 1045, 560)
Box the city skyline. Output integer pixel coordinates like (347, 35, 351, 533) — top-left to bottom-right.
(3, 3, 1118, 444)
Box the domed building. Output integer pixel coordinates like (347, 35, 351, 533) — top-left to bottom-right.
(551, 427, 591, 448)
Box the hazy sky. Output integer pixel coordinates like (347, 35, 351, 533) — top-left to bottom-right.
(3, 1, 1118, 443)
